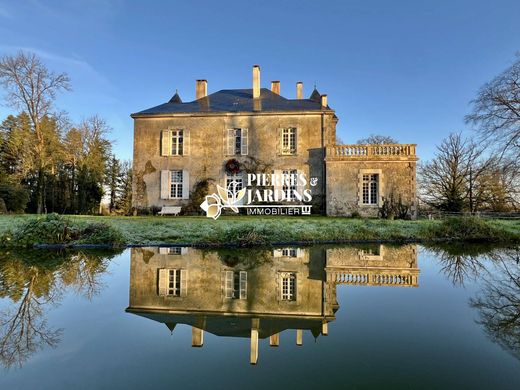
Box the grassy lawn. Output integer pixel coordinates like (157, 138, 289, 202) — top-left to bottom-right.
(0, 214, 519, 247)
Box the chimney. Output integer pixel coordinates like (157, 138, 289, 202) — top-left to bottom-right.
(296, 82, 303, 99)
(321, 94, 328, 108)
(253, 65, 261, 99)
(196, 80, 207, 99)
(271, 81, 280, 95)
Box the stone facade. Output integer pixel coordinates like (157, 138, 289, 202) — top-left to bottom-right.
(325, 145, 418, 217)
(131, 66, 417, 217)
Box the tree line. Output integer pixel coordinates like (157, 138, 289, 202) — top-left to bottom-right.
(1, 51, 519, 215)
(0, 52, 131, 214)
(419, 55, 520, 213)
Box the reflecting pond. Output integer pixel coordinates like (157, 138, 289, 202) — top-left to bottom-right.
(0, 244, 519, 389)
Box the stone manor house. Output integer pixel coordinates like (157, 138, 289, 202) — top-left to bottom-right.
(131, 65, 418, 217)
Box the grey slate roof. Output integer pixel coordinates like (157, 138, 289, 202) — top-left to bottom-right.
(131, 88, 330, 117)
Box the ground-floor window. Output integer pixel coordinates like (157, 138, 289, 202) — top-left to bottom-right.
(282, 169, 297, 200)
(362, 173, 379, 205)
(226, 174, 244, 192)
(170, 170, 183, 199)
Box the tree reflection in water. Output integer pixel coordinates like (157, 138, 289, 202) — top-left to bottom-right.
(428, 244, 491, 287)
(470, 247, 520, 360)
(0, 249, 120, 369)
(431, 244, 520, 360)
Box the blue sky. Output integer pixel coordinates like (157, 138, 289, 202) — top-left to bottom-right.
(0, 0, 519, 161)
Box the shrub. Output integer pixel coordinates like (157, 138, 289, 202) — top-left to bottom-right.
(379, 194, 410, 220)
(1, 213, 125, 247)
(424, 217, 516, 242)
(182, 178, 214, 215)
(75, 222, 125, 245)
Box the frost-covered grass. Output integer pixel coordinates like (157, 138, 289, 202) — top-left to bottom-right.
(0, 214, 518, 247)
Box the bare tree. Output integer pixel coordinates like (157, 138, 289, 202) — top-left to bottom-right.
(0, 51, 71, 213)
(419, 133, 484, 211)
(466, 56, 520, 160)
(357, 134, 398, 144)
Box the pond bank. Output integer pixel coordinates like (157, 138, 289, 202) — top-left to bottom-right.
(0, 214, 519, 248)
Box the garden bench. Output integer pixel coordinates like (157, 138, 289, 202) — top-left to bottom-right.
(158, 206, 182, 216)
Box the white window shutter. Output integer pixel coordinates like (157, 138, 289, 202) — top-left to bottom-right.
(225, 271, 233, 298)
(158, 269, 168, 296)
(276, 272, 281, 301)
(159, 247, 169, 255)
(241, 128, 248, 155)
(183, 129, 190, 156)
(222, 129, 228, 156)
(161, 130, 171, 156)
(296, 248, 304, 258)
(181, 247, 188, 255)
(182, 170, 190, 199)
(220, 271, 226, 298)
(161, 170, 171, 200)
(180, 269, 188, 297)
(273, 249, 283, 257)
(227, 129, 235, 155)
(239, 271, 247, 299)
(273, 170, 283, 193)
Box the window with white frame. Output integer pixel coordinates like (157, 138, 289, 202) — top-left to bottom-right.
(170, 170, 183, 199)
(171, 130, 184, 155)
(168, 247, 182, 255)
(234, 129, 242, 155)
(280, 272, 296, 301)
(158, 268, 187, 297)
(227, 128, 248, 155)
(282, 248, 298, 257)
(282, 170, 297, 200)
(226, 174, 244, 192)
(281, 128, 297, 155)
(224, 271, 247, 299)
(167, 269, 182, 296)
(362, 174, 379, 205)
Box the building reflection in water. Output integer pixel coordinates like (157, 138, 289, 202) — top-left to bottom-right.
(126, 244, 419, 364)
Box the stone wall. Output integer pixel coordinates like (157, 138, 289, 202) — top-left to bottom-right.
(132, 112, 336, 212)
(325, 160, 417, 218)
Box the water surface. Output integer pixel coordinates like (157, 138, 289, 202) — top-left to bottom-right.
(0, 244, 519, 389)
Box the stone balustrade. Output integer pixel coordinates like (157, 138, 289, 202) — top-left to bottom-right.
(329, 269, 419, 287)
(326, 144, 417, 161)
